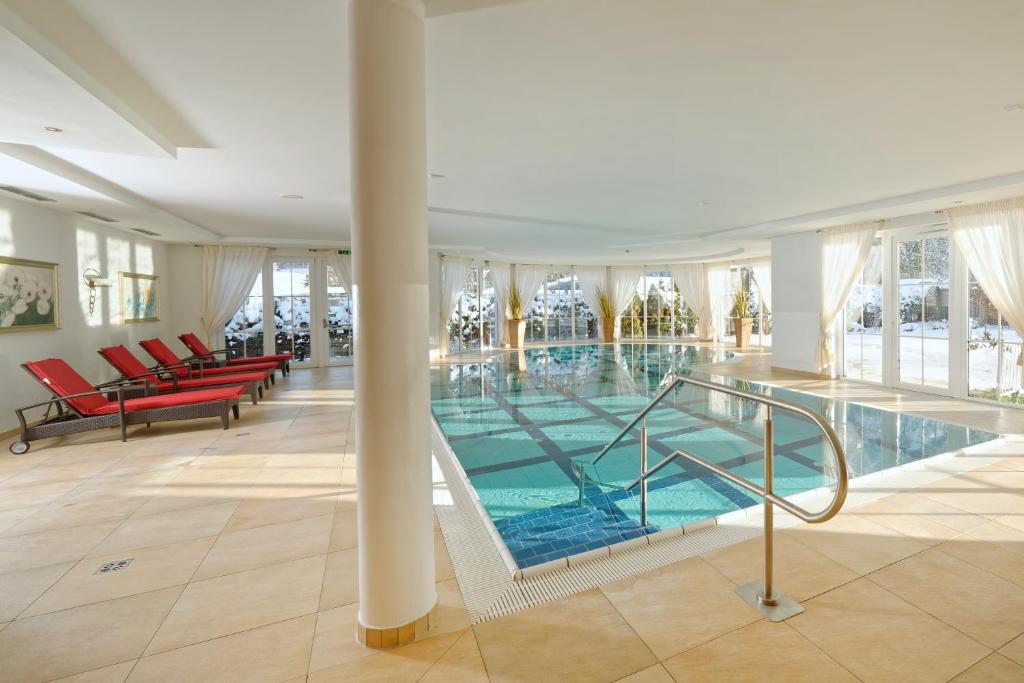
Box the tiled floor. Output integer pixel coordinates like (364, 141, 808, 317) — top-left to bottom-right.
(1, 349, 1024, 682)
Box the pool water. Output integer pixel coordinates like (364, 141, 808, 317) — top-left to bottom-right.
(431, 344, 999, 569)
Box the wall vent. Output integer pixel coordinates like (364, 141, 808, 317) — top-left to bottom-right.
(131, 227, 161, 236)
(0, 185, 56, 202)
(77, 210, 118, 223)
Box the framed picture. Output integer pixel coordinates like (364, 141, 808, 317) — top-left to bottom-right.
(0, 256, 60, 333)
(120, 272, 159, 323)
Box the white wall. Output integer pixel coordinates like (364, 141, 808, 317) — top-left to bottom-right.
(770, 230, 822, 374)
(167, 244, 204, 340)
(0, 196, 172, 432)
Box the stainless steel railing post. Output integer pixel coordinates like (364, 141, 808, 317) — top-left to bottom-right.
(760, 406, 776, 607)
(640, 417, 648, 527)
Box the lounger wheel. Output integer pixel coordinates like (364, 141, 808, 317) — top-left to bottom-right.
(9, 441, 30, 455)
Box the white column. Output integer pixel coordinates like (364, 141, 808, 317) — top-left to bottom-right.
(348, 0, 436, 646)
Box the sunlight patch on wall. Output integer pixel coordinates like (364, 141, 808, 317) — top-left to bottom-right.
(76, 227, 102, 326)
(134, 242, 154, 274)
(0, 208, 12, 257)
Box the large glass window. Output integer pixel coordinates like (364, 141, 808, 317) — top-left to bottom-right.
(844, 238, 883, 382)
(546, 272, 573, 341)
(968, 272, 1023, 405)
(897, 236, 950, 388)
(273, 261, 312, 363)
(447, 266, 496, 353)
(224, 273, 264, 360)
(326, 266, 353, 361)
(522, 269, 598, 343)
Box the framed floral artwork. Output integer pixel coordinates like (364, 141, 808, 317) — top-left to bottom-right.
(120, 272, 159, 323)
(0, 256, 60, 332)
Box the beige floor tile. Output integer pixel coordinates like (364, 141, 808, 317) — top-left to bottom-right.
(127, 614, 315, 683)
(23, 536, 214, 617)
(789, 578, 989, 682)
(474, 588, 657, 683)
(703, 533, 858, 602)
(129, 468, 260, 518)
(952, 653, 1024, 682)
(1001, 632, 1024, 666)
(320, 548, 358, 610)
(420, 628, 488, 683)
(309, 603, 370, 673)
(600, 557, 758, 660)
(662, 620, 856, 683)
(223, 492, 337, 533)
(612, 664, 675, 683)
(329, 508, 357, 552)
(51, 660, 137, 683)
(0, 504, 45, 535)
(852, 491, 986, 544)
(917, 471, 1024, 517)
(308, 629, 462, 683)
(937, 520, 1024, 588)
(146, 554, 325, 655)
(91, 501, 238, 556)
(0, 561, 74, 621)
(430, 577, 471, 637)
(870, 547, 1024, 648)
(0, 495, 150, 538)
(194, 513, 331, 580)
(0, 586, 182, 683)
(782, 512, 929, 574)
(0, 521, 119, 574)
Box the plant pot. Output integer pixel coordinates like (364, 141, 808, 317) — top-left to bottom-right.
(733, 317, 753, 348)
(601, 316, 615, 343)
(507, 318, 526, 349)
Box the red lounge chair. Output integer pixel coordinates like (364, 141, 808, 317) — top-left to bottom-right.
(179, 332, 291, 376)
(139, 338, 278, 385)
(98, 345, 265, 405)
(10, 359, 243, 454)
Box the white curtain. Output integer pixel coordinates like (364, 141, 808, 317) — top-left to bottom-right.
(820, 222, 877, 375)
(514, 265, 549, 316)
(610, 267, 643, 337)
(489, 262, 511, 346)
(439, 255, 472, 357)
(706, 264, 731, 341)
(750, 259, 772, 312)
(670, 264, 709, 340)
(321, 252, 353, 294)
(946, 197, 1024, 339)
(200, 245, 269, 345)
(576, 267, 607, 335)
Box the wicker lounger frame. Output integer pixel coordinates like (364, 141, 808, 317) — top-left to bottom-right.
(97, 355, 264, 405)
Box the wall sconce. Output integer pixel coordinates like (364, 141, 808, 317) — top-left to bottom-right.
(83, 267, 113, 315)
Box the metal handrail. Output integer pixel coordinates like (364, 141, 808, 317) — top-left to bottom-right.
(574, 374, 849, 621)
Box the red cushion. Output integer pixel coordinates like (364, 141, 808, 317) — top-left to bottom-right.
(227, 353, 292, 364)
(194, 363, 275, 376)
(24, 359, 109, 415)
(139, 338, 184, 368)
(99, 345, 156, 382)
(91, 386, 244, 415)
(179, 332, 212, 358)
(158, 373, 265, 391)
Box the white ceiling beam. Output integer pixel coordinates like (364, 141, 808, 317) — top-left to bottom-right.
(0, 143, 219, 241)
(0, 0, 178, 158)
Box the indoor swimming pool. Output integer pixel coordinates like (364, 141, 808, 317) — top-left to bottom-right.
(430, 344, 1000, 569)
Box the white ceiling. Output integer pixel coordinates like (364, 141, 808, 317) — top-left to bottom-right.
(1, 0, 1024, 263)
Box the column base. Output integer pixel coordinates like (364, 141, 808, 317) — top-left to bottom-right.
(357, 601, 439, 649)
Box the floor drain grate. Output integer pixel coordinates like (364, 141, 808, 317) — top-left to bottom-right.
(95, 559, 133, 575)
(235, 432, 250, 437)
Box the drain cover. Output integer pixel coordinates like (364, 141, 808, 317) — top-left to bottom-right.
(235, 432, 250, 437)
(95, 559, 133, 575)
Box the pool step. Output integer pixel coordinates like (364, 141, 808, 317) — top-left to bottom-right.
(495, 498, 657, 569)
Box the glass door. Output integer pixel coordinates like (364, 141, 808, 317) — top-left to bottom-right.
(323, 263, 353, 365)
(895, 232, 951, 391)
(272, 260, 313, 366)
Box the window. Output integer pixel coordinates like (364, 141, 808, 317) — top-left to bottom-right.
(522, 269, 598, 343)
(224, 273, 264, 360)
(843, 238, 883, 382)
(968, 271, 1023, 405)
(447, 266, 496, 353)
(326, 266, 353, 361)
(645, 271, 674, 339)
(897, 236, 950, 388)
(546, 272, 573, 341)
(273, 261, 312, 363)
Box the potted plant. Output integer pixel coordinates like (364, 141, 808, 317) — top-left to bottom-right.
(731, 287, 753, 348)
(506, 284, 527, 349)
(597, 291, 616, 343)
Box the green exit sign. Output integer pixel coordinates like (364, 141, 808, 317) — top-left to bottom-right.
(338, 249, 351, 255)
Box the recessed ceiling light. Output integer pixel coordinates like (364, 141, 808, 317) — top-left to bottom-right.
(280, 193, 304, 199)
(43, 126, 62, 133)
(428, 173, 446, 179)
(697, 201, 711, 206)
(953, 200, 964, 204)
(1004, 104, 1024, 113)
